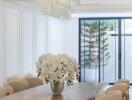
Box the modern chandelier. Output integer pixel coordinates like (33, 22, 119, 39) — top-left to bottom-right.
(37, 0, 80, 19)
(2, 0, 80, 19)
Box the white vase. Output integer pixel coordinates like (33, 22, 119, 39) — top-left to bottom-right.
(50, 79, 64, 95)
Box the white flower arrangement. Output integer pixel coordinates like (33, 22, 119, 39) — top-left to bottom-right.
(36, 53, 80, 86)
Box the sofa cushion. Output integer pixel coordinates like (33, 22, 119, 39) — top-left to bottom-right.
(25, 77, 43, 88)
(7, 79, 29, 92)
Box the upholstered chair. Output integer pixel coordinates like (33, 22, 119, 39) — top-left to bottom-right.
(106, 84, 129, 100)
(117, 79, 129, 84)
(24, 76, 43, 88)
(0, 86, 7, 97)
(6, 78, 29, 92)
(106, 90, 122, 100)
(115, 82, 129, 94)
(96, 90, 122, 100)
(25, 74, 34, 78)
(116, 83, 128, 88)
(3, 83, 14, 95)
(96, 95, 121, 100)
(6, 75, 21, 82)
(117, 79, 129, 89)
(114, 83, 129, 100)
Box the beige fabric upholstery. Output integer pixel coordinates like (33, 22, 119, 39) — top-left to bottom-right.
(7, 75, 21, 82)
(25, 74, 34, 78)
(0, 86, 7, 97)
(25, 77, 43, 88)
(106, 85, 127, 96)
(117, 79, 129, 84)
(117, 79, 129, 89)
(96, 90, 122, 100)
(116, 83, 129, 91)
(106, 84, 129, 100)
(3, 83, 14, 95)
(106, 90, 122, 100)
(114, 83, 129, 100)
(7, 79, 29, 92)
(116, 83, 128, 88)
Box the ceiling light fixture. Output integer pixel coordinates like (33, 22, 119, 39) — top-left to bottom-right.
(37, 0, 80, 19)
(2, 0, 80, 19)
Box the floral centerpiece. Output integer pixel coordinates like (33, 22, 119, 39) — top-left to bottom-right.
(36, 53, 80, 86)
(36, 54, 79, 85)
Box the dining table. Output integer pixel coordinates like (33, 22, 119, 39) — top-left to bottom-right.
(0, 82, 107, 100)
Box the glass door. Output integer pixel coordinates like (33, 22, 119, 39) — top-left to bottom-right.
(79, 18, 119, 83)
(121, 19, 132, 83)
(80, 19, 99, 82)
(99, 19, 119, 83)
(79, 17, 132, 84)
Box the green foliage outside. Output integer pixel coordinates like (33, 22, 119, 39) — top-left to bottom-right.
(81, 20, 116, 68)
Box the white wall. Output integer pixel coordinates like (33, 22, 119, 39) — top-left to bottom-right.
(48, 17, 65, 54)
(0, 2, 100, 84)
(5, 7, 19, 78)
(0, 2, 80, 84)
(0, 6, 4, 84)
(48, 17, 79, 61)
(36, 14, 49, 58)
(63, 18, 79, 61)
(0, 3, 49, 84)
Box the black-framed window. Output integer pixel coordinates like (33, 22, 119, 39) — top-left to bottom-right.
(79, 17, 132, 84)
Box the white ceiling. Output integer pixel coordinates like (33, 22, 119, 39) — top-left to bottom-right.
(2, 0, 132, 17)
(80, 0, 132, 4)
(72, 0, 132, 14)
